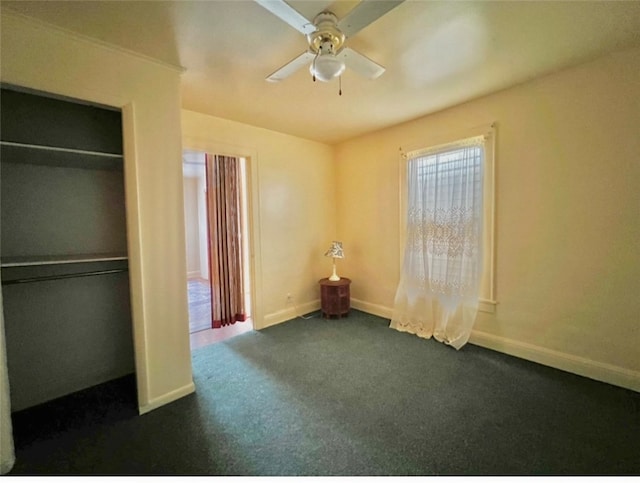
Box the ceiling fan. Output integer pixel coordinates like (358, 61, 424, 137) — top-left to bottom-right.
(255, 0, 405, 83)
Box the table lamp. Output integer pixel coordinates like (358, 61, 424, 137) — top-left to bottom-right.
(324, 241, 344, 281)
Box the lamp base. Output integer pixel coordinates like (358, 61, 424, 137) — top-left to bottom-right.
(329, 260, 340, 281)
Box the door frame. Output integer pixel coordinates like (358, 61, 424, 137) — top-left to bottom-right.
(182, 138, 264, 330)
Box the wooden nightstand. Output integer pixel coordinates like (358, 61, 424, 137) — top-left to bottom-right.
(319, 277, 351, 319)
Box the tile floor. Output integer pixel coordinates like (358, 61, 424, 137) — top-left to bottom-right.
(187, 277, 253, 350)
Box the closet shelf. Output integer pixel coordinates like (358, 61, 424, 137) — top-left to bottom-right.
(1, 253, 128, 268)
(0, 141, 123, 170)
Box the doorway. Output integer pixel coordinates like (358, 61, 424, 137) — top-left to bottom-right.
(182, 150, 253, 349)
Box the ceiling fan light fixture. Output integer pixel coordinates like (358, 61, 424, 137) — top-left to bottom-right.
(310, 53, 346, 82)
(257, 0, 405, 84)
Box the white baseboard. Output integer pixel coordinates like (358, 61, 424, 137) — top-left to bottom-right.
(469, 330, 640, 393)
(138, 381, 196, 415)
(351, 300, 639, 393)
(351, 298, 393, 319)
(187, 271, 201, 279)
(262, 299, 321, 329)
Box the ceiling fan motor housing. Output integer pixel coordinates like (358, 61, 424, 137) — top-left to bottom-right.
(307, 12, 345, 54)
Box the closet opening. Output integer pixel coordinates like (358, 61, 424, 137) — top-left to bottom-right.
(0, 85, 138, 446)
(182, 150, 253, 350)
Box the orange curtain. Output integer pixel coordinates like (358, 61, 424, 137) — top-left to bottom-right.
(205, 154, 246, 328)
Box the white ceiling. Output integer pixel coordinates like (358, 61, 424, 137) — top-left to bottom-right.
(4, 0, 640, 144)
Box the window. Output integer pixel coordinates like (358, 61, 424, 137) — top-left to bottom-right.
(400, 125, 496, 313)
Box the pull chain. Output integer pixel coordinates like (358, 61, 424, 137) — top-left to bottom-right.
(339, 75, 342, 96)
(312, 52, 319, 82)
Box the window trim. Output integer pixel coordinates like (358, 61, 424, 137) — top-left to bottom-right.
(398, 123, 497, 313)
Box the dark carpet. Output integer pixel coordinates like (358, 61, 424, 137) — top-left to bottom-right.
(8, 310, 640, 475)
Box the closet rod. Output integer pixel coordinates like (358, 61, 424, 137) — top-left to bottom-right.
(1, 268, 128, 285)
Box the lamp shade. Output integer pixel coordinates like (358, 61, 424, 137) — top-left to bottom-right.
(324, 241, 344, 259)
(310, 53, 345, 82)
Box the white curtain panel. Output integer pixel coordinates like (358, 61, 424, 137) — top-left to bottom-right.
(391, 137, 485, 349)
(0, 288, 15, 474)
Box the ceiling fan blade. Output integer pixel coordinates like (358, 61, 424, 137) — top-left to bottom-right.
(254, 0, 317, 35)
(338, 0, 405, 38)
(266, 51, 315, 82)
(340, 48, 385, 79)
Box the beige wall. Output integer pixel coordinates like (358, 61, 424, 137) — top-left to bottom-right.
(335, 46, 640, 391)
(1, 11, 194, 413)
(181, 110, 336, 328)
(183, 176, 201, 276)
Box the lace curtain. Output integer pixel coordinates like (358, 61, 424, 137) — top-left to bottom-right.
(390, 137, 485, 349)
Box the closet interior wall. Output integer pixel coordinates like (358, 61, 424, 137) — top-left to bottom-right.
(0, 86, 136, 412)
